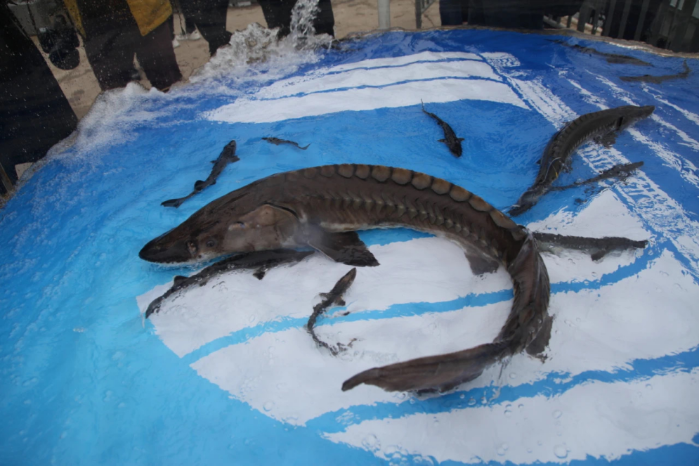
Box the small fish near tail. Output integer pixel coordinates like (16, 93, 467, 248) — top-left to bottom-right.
(421, 100, 465, 158)
(161, 140, 239, 208)
(342, 232, 551, 393)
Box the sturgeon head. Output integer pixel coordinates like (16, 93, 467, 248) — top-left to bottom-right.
(139, 176, 300, 264)
(610, 105, 655, 133)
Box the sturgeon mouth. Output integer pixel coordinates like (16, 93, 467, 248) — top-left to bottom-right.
(139, 230, 192, 263)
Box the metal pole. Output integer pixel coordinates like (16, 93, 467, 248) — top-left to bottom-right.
(378, 0, 390, 30)
(602, 0, 617, 36)
(415, 0, 421, 29)
(618, 0, 633, 38)
(634, 0, 651, 41)
(0, 163, 13, 194)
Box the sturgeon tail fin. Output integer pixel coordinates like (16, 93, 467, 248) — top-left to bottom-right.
(341, 339, 512, 393)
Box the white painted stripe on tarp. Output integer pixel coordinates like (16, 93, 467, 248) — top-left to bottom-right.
(329, 51, 483, 73)
(324, 368, 699, 464)
(205, 78, 528, 124)
(256, 60, 502, 99)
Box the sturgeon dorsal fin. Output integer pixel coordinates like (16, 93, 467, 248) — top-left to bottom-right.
(464, 249, 499, 275)
(306, 227, 379, 267)
(526, 314, 554, 359)
(172, 275, 188, 285)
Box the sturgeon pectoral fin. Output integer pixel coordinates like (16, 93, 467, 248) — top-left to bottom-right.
(253, 268, 267, 280)
(464, 249, 499, 275)
(526, 314, 554, 358)
(307, 228, 379, 267)
(590, 249, 608, 261)
(161, 198, 185, 208)
(438, 138, 446, 143)
(173, 275, 188, 285)
(597, 133, 618, 148)
(458, 138, 465, 142)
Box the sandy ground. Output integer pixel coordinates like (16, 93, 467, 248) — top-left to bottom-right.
(40, 1, 442, 121)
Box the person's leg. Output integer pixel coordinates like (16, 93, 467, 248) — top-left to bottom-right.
(136, 19, 183, 91)
(83, 27, 137, 90)
(185, 16, 197, 35)
(439, 0, 463, 26)
(314, 0, 335, 36)
(180, 0, 231, 55)
(258, 0, 293, 36)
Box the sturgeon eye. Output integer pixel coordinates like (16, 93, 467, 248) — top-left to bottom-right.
(205, 238, 217, 248)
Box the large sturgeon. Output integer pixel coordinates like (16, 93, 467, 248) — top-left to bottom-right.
(140, 164, 550, 393)
(509, 105, 654, 216)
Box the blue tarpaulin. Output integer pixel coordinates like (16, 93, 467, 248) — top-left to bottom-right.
(1, 29, 698, 465)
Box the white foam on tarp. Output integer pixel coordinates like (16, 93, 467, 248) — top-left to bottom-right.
(255, 60, 502, 99)
(136, 236, 513, 357)
(485, 53, 699, 272)
(592, 73, 699, 152)
(185, 247, 699, 430)
(191, 299, 511, 425)
(188, 23, 330, 87)
(329, 51, 482, 72)
(643, 86, 699, 127)
(324, 369, 699, 464)
(206, 78, 528, 124)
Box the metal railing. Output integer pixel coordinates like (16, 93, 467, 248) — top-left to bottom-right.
(546, 0, 699, 52)
(415, 0, 437, 29)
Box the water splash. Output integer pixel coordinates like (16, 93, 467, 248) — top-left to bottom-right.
(289, 0, 320, 41)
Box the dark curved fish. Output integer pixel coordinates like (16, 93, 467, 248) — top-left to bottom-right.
(262, 137, 310, 150)
(145, 249, 313, 318)
(533, 232, 647, 261)
(140, 164, 551, 393)
(307, 268, 357, 355)
(162, 140, 239, 208)
(550, 40, 652, 66)
(549, 162, 644, 191)
(422, 102, 464, 158)
(620, 60, 690, 83)
(509, 105, 654, 216)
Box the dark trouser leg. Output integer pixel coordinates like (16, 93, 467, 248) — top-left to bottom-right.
(258, 0, 296, 36)
(180, 0, 232, 55)
(136, 19, 183, 91)
(439, 0, 463, 25)
(0, 4, 77, 192)
(314, 0, 335, 36)
(83, 26, 138, 90)
(185, 16, 197, 34)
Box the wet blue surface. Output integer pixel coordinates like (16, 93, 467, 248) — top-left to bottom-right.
(1, 29, 698, 465)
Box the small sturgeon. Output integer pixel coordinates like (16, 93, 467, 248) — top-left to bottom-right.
(262, 137, 310, 150)
(307, 268, 357, 355)
(140, 164, 550, 393)
(509, 105, 654, 216)
(162, 140, 239, 208)
(422, 102, 464, 158)
(532, 232, 648, 261)
(549, 162, 644, 191)
(620, 60, 690, 84)
(551, 40, 652, 66)
(145, 249, 313, 318)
